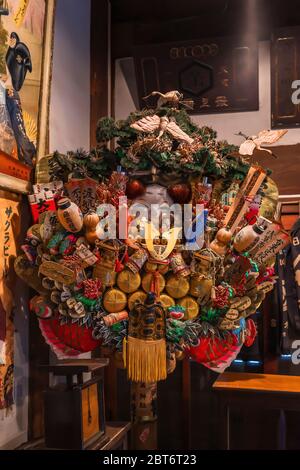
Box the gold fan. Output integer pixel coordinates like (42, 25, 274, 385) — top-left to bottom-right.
(23, 110, 37, 145)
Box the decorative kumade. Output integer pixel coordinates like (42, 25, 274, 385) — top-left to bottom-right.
(15, 91, 289, 449)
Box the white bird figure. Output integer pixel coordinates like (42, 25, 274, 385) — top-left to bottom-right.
(131, 115, 194, 145)
(238, 129, 287, 158)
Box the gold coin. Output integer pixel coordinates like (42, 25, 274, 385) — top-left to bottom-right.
(117, 269, 141, 293)
(128, 290, 147, 311)
(142, 272, 165, 294)
(103, 288, 127, 313)
(178, 296, 199, 320)
(159, 294, 175, 309)
(166, 274, 189, 299)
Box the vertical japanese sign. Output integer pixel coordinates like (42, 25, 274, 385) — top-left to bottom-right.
(0, 191, 20, 415)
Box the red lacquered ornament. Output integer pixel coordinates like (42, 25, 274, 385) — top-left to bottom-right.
(126, 179, 145, 199)
(244, 318, 257, 347)
(168, 183, 192, 204)
(39, 316, 100, 356)
(187, 333, 238, 363)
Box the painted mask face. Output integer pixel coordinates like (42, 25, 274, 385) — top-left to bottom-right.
(129, 184, 175, 240)
(132, 184, 174, 208)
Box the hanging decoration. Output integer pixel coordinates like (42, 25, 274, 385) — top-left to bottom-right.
(15, 91, 289, 378)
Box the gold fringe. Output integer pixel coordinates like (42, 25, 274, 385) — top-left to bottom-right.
(123, 336, 167, 383)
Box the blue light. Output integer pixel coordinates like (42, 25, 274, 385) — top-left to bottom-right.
(247, 360, 261, 365)
(233, 359, 244, 364)
(281, 354, 291, 359)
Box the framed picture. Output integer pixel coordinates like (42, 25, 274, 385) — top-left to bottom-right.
(0, 0, 56, 194)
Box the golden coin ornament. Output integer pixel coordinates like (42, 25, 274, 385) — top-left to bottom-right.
(178, 296, 199, 320)
(165, 274, 190, 299)
(142, 272, 166, 294)
(127, 290, 147, 311)
(103, 288, 127, 313)
(159, 294, 175, 309)
(117, 269, 141, 294)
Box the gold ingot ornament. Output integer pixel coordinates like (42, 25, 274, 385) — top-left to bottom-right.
(117, 269, 141, 293)
(142, 272, 166, 294)
(128, 291, 147, 311)
(103, 288, 127, 313)
(178, 296, 199, 320)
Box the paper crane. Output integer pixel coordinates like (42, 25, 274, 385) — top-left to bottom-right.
(131, 115, 194, 145)
(238, 129, 287, 158)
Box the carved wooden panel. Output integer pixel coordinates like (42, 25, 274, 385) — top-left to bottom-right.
(133, 37, 259, 114)
(271, 27, 300, 129)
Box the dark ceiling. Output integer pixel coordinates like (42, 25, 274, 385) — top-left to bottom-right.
(111, 0, 300, 58)
(111, 0, 235, 23)
(111, 0, 300, 31)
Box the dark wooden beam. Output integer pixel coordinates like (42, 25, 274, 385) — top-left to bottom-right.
(90, 0, 110, 147)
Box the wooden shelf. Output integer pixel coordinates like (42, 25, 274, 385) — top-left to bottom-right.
(40, 359, 110, 376)
(17, 422, 131, 451)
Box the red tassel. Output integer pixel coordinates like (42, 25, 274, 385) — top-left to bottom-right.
(123, 250, 129, 264)
(115, 258, 124, 273)
(150, 271, 160, 298)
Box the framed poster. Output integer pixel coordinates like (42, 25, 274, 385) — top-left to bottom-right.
(0, 190, 20, 417)
(0, 0, 56, 194)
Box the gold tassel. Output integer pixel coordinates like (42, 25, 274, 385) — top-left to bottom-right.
(123, 336, 167, 383)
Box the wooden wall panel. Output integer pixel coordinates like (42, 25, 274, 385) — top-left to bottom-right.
(271, 27, 300, 129)
(250, 145, 300, 195)
(133, 37, 258, 114)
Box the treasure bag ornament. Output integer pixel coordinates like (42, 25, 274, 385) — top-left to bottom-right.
(39, 316, 100, 359)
